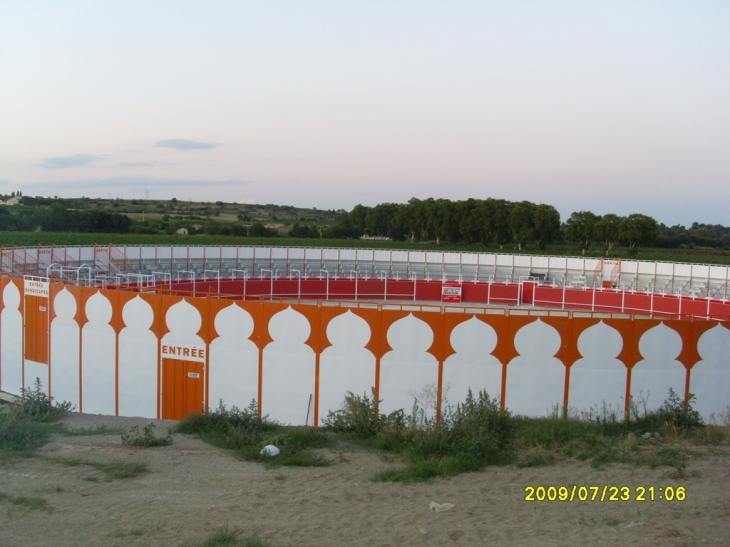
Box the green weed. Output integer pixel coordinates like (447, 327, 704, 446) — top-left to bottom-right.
(177, 400, 332, 467)
(0, 491, 51, 511)
(121, 423, 173, 447)
(9, 378, 74, 422)
(181, 527, 270, 547)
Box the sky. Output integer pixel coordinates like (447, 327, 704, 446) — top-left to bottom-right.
(1, 1, 729, 226)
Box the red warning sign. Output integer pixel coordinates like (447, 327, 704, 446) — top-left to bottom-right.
(441, 281, 462, 303)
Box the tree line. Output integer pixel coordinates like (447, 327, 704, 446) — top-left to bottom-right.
(322, 198, 660, 254)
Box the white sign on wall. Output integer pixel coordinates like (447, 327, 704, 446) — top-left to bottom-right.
(24, 279, 50, 298)
(161, 343, 206, 362)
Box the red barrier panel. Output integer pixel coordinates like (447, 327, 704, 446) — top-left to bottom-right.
(461, 282, 489, 304)
(488, 284, 519, 305)
(593, 290, 623, 313)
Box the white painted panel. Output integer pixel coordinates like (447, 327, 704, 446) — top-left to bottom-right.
(272, 248, 288, 259)
(531, 256, 549, 269)
(140, 247, 156, 260)
(673, 263, 692, 278)
(221, 247, 238, 260)
(24, 361, 48, 394)
(318, 311, 376, 424)
(496, 255, 514, 267)
(566, 258, 586, 272)
(209, 304, 259, 411)
(118, 296, 158, 418)
(570, 322, 626, 417)
(338, 249, 355, 261)
(79, 247, 95, 261)
(288, 248, 304, 260)
(262, 307, 316, 425)
(506, 319, 565, 417)
(50, 289, 80, 408)
(620, 260, 640, 276)
(392, 251, 409, 263)
(443, 253, 460, 265)
(709, 266, 727, 283)
(443, 317, 502, 406)
(656, 263, 673, 277)
(189, 247, 205, 260)
(356, 249, 374, 261)
(461, 253, 478, 265)
(692, 325, 730, 422)
(374, 250, 392, 262)
(172, 247, 189, 260)
(238, 247, 254, 259)
(637, 262, 655, 276)
(513, 255, 531, 268)
(478, 254, 497, 266)
(322, 249, 339, 260)
(380, 314, 439, 418)
(408, 251, 425, 264)
(82, 292, 116, 415)
(548, 256, 567, 270)
(0, 282, 22, 395)
(632, 323, 686, 412)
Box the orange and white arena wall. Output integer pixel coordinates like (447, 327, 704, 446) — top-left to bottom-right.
(0, 244, 728, 423)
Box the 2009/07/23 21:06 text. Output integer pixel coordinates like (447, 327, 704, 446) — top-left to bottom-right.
(524, 485, 686, 502)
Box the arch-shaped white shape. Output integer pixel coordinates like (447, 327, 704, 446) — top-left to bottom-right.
(50, 288, 80, 408)
(692, 324, 730, 422)
(443, 317, 502, 407)
(82, 291, 116, 415)
(506, 319, 565, 417)
(379, 314, 439, 417)
(571, 321, 626, 417)
(319, 311, 375, 424)
(166, 299, 202, 337)
(262, 307, 315, 425)
(631, 323, 686, 412)
(119, 296, 158, 418)
(1, 282, 23, 395)
(210, 303, 259, 410)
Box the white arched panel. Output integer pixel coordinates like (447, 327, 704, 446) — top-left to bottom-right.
(209, 303, 259, 410)
(632, 323, 686, 413)
(262, 307, 315, 425)
(319, 311, 375, 424)
(443, 317, 502, 407)
(81, 292, 116, 415)
(570, 321, 626, 417)
(50, 289, 80, 408)
(118, 296, 158, 418)
(379, 314, 439, 417)
(692, 324, 730, 422)
(0, 282, 22, 395)
(506, 319, 565, 417)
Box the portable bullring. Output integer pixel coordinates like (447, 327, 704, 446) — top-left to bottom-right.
(1, 244, 728, 425)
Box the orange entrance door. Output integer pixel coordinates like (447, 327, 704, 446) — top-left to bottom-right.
(24, 295, 49, 364)
(161, 359, 204, 420)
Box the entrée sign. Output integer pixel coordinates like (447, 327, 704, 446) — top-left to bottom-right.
(24, 280, 50, 298)
(161, 343, 206, 363)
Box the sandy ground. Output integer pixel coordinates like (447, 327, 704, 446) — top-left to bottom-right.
(1, 413, 729, 547)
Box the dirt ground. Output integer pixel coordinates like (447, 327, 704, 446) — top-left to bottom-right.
(1, 413, 729, 547)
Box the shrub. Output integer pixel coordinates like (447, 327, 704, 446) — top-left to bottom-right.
(121, 423, 173, 447)
(322, 389, 406, 437)
(9, 378, 73, 422)
(177, 400, 331, 467)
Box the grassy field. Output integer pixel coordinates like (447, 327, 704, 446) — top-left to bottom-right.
(2, 231, 730, 265)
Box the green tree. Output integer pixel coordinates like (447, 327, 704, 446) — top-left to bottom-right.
(619, 214, 658, 255)
(565, 211, 599, 255)
(595, 213, 621, 255)
(509, 201, 536, 250)
(533, 204, 561, 250)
